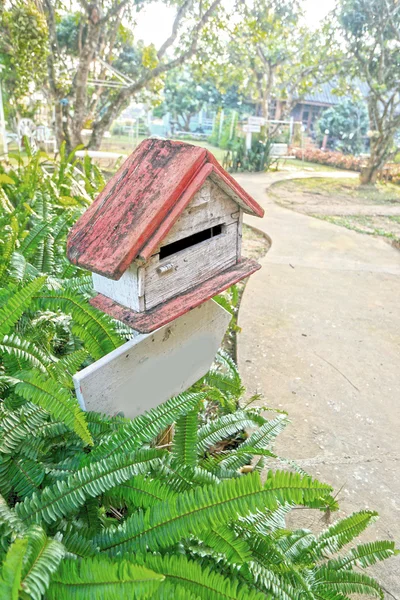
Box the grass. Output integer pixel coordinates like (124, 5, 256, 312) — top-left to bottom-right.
(272, 177, 400, 205)
(314, 214, 400, 245)
(281, 158, 344, 173)
(100, 134, 225, 164)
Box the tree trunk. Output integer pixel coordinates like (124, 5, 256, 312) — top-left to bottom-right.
(360, 165, 379, 185)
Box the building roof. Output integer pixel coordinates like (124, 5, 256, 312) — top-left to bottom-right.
(300, 81, 370, 107)
(67, 139, 264, 280)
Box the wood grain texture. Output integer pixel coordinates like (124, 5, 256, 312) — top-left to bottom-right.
(144, 221, 238, 310)
(73, 299, 231, 418)
(92, 263, 144, 312)
(67, 140, 264, 279)
(159, 179, 239, 248)
(90, 257, 261, 333)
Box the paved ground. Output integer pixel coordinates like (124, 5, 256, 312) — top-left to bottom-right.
(235, 172, 400, 597)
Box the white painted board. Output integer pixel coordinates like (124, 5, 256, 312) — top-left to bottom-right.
(243, 124, 261, 133)
(248, 116, 265, 126)
(73, 299, 231, 419)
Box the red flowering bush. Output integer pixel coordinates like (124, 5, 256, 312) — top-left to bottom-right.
(290, 147, 400, 183)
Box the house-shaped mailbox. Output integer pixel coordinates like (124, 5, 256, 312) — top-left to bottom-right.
(67, 139, 264, 334)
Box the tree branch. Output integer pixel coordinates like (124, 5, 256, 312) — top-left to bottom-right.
(157, 0, 194, 60)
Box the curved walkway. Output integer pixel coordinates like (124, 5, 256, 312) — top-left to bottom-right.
(235, 171, 400, 596)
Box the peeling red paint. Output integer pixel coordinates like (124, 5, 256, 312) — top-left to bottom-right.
(90, 258, 261, 333)
(67, 139, 264, 280)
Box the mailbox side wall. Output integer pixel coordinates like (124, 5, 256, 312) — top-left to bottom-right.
(92, 263, 145, 312)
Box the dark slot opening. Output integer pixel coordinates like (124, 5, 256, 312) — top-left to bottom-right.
(159, 224, 224, 260)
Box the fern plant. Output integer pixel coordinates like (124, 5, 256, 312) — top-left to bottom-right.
(0, 148, 396, 598)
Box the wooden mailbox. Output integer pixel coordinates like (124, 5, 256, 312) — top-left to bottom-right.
(67, 139, 264, 416)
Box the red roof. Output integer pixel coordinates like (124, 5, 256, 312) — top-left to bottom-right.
(67, 139, 264, 280)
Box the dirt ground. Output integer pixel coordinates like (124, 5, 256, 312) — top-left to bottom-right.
(270, 178, 400, 248)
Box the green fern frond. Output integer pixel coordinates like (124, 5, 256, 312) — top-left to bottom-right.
(97, 471, 332, 555)
(19, 221, 50, 258)
(0, 277, 46, 336)
(0, 537, 27, 600)
(104, 475, 177, 511)
(314, 568, 384, 598)
(35, 290, 122, 359)
(0, 494, 25, 537)
(89, 392, 205, 463)
(47, 556, 164, 600)
(314, 510, 379, 556)
(60, 529, 98, 558)
(0, 333, 50, 373)
(14, 369, 92, 446)
(0, 216, 18, 283)
(47, 349, 89, 388)
(200, 525, 253, 563)
(136, 552, 267, 600)
(20, 525, 65, 600)
(15, 448, 163, 525)
(197, 411, 262, 454)
(0, 404, 47, 454)
(172, 409, 199, 468)
(325, 540, 398, 571)
(0, 454, 45, 498)
(219, 415, 289, 471)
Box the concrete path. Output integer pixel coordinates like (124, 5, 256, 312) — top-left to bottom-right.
(278, 204, 400, 217)
(235, 172, 400, 596)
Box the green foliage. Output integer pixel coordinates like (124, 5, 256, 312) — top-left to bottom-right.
(318, 99, 368, 154)
(2, 1, 48, 98)
(0, 149, 395, 598)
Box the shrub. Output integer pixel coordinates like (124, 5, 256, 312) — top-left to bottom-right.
(290, 147, 400, 183)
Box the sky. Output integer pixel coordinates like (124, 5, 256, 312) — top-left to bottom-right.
(134, 0, 337, 46)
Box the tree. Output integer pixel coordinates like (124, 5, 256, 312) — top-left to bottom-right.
(226, 0, 341, 124)
(318, 98, 368, 154)
(158, 69, 221, 132)
(1, 0, 223, 151)
(338, 0, 400, 183)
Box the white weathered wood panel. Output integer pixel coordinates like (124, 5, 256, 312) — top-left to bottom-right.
(73, 299, 230, 418)
(144, 221, 238, 310)
(92, 263, 145, 312)
(158, 178, 239, 249)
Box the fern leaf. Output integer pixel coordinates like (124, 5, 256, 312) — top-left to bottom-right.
(89, 392, 205, 463)
(201, 525, 253, 563)
(314, 568, 384, 598)
(14, 370, 92, 446)
(0, 277, 46, 336)
(60, 529, 98, 558)
(136, 553, 267, 600)
(0, 537, 27, 600)
(326, 540, 398, 571)
(314, 510, 379, 556)
(172, 409, 199, 468)
(0, 455, 45, 498)
(104, 475, 177, 511)
(0, 495, 25, 536)
(47, 349, 89, 388)
(0, 333, 50, 373)
(35, 290, 121, 358)
(15, 448, 163, 525)
(197, 411, 262, 453)
(0, 404, 47, 454)
(97, 471, 332, 555)
(20, 525, 65, 600)
(220, 415, 289, 471)
(19, 221, 50, 259)
(47, 556, 164, 600)
(0, 216, 18, 284)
